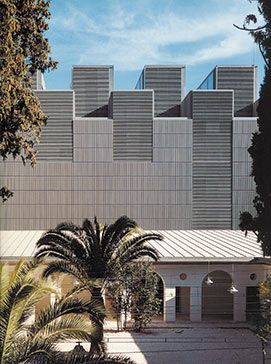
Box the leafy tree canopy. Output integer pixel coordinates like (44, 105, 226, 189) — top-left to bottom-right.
(106, 261, 162, 332)
(0, 0, 57, 202)
(234, 0, 270, 67)
(237, 0, 271, 255)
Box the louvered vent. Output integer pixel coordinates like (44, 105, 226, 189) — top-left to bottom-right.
(217, 66, 256, 117)
(72, 66, 113, 117)
(35, 91, 74, 161)
(144, 66, 185, 117)
(113, 91, 153, 161)
(192, 91, 233, 229)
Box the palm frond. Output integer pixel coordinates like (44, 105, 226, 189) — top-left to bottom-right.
(32, 315, 94, 344)
(1, 274, 59, 361)
(82, 219, 96, 243)
(6, 336, 61, 364)
(62, 353, 136, 364)
(0, 263, 12, 306)
(56, 221, 81, 233)
(0, 259, 106, 364)
(8, 259, 25, 286)
(115, 233, 161, 264)
(107, 216, 137, 248)
(94, 217, 101, 248)
(42, 259, 86, 280)
(29, 295, 104, 338)
(18, 282, 60, 326)
(33, 216, 163, 357)
(36, 232, 77, 256)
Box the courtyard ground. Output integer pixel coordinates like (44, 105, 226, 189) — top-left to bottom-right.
(58, 321, 271, 364)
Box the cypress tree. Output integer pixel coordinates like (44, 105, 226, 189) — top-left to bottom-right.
(239, 0, 271, 255)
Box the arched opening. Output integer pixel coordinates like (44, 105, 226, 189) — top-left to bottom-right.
(202, 270, 233, 321)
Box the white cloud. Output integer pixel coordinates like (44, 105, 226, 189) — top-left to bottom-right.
(183, 32, 254, 66)
(50, 1, 262, 71)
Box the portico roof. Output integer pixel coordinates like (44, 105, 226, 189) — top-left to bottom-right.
(0, 229, 266, 263)
(149, 230, 265, 263)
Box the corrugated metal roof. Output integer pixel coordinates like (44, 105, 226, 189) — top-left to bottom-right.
(0, 231, 44, 260)
(148, 230, 264, 262)
(0, 230, 264, 263)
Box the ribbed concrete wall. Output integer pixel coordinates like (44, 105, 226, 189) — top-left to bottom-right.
(144, 66, 185, 117)
(112, 91, 153, 161)
(192, 90, 233, 229)
(72, 66, 113, 117)
(153, 118, 193, 228)
(0, 65, 257, 232)
(232, 117, 257, 229)
(29, 70, 45, 90)
(0, 117, 193, 230)
(73, 118, 113, 162)
(34, 91, 74, 161)
(216, 66, 256, 117)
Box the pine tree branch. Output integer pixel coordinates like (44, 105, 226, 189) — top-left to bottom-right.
(233, 23, 266, 31)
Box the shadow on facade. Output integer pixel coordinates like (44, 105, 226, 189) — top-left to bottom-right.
(157, 104, 180, 117)
(84, 104, 108, 117)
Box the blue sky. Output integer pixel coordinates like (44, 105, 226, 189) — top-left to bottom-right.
(44, 0, 265, 95)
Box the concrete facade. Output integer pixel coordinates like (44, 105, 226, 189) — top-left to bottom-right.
(1, 64, 267, 324)
(0, 64, 257, 231)
(155, 262, 269, 322)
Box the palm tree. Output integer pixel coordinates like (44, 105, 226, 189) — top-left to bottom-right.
(35, 216, 162, 353)
(0, 259, 104, 364)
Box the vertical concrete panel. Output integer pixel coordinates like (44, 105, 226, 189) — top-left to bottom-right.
(217, 66, 257, 117)
(113, 91, 153, 161)
(192, 90, 233, 229)
(35, 90, 74, 161)
(72, 66, 113, 117)
(144, 66, 185, 117)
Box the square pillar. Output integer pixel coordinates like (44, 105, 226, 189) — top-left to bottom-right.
(190, 286, 202, 321)
(164, 286, 176, 322)
(234, 285, 246, 322)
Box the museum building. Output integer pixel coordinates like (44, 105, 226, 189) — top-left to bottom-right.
(1, 64, 269, 322)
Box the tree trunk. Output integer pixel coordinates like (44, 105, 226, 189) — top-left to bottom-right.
(89, 286, 105, 355)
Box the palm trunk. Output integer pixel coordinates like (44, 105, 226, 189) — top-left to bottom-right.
(89, 286, 105, 355)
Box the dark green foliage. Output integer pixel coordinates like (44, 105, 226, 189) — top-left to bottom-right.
(25, 352, 136, 364)
(129, 262, 161, 332)
(0, 0, 57, 202)
(238, 0, 271, 255)
(35, 216, 161, 282)
(246, 0, 270, 67)
(35, 216, 162, 351)
(253, 276, 271, 363)
(0, 187, 13, 203)
(106, 262, 162, 332)
(61, 350, 136, 364)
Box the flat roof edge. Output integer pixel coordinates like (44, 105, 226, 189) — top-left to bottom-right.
(72, 65, 113, 68)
